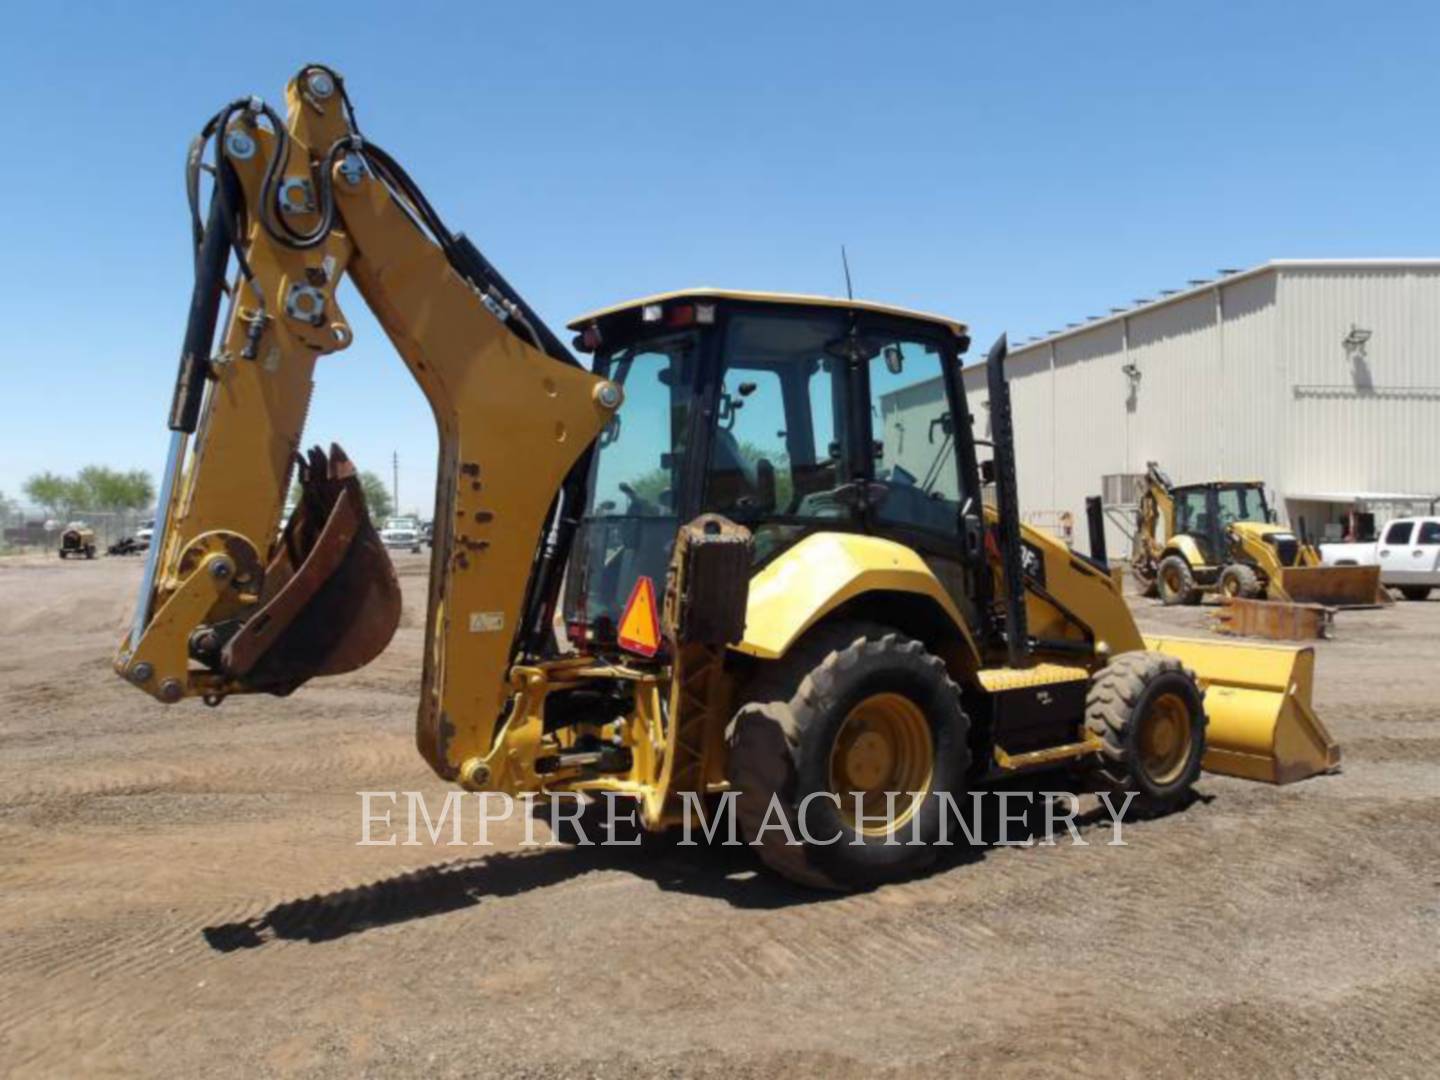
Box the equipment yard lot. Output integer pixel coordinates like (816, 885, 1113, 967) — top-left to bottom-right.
(3, 554, 1438, 1078)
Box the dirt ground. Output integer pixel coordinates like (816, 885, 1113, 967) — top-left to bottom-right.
(2, 551, 1437, 1078)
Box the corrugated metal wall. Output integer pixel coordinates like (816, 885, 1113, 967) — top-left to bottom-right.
(1280, 267, 1440, 498)
(950, 262, 1440, 557)
(1217, 272, 1282, 487)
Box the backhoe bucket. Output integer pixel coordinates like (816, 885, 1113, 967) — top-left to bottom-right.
(220, 444, 402, 695)
(1273, 564, 1389, 607)
(1144, 634, 1340, 784)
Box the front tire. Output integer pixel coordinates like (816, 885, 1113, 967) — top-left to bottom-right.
(1086, 651, 1206, 814)
(1157, 555, 1200, 606)
(1399, 586, 1431, 602)
(726, 621, 970, 890)
(1218, 563, 1260, 599)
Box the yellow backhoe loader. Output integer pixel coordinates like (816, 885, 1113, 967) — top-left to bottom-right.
(114, 66, 1339, 889)
(1131, 463, 1385, 608)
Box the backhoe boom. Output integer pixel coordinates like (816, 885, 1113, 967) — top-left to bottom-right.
(117, 65, 620, 784)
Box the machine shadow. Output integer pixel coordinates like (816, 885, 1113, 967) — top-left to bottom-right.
(203, 828, 826, 952)
(202, 777, 1185, 953)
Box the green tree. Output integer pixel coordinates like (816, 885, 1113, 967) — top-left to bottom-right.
(360, 470, 395, 520)
(24, 472, 83, 517)
(76, 466, 154, 512)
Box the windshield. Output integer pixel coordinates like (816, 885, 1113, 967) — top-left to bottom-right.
(588, 332, 697, 518)
(565, 331, 697, 638)
(1217, 484, 1269, 526)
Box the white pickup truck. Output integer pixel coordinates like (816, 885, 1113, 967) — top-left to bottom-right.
(1321, 516, 1440, 601)
(379, 516, 423, 554)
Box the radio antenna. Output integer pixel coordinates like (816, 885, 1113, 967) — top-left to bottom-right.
(840, 245, 854, 300)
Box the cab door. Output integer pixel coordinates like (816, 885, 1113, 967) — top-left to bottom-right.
(1378, 520, 1419, 583)
(858, 323, 984, 622)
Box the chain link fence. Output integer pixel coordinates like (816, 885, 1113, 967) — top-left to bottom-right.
(2, 506, 153, 555)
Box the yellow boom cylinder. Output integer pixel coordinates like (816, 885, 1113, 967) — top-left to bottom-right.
(1144, 635, 1340, 784)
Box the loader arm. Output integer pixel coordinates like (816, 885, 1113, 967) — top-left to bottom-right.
(116, 66, 619, 782)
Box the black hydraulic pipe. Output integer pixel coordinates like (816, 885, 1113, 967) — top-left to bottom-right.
(985, 334, 1029, 668)
(168, 182, 233, 433)
(448, 233, 578, 368)
(1086, 495, 1108, 568)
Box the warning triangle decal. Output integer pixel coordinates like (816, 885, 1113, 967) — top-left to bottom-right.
(617, 575, 661, 657)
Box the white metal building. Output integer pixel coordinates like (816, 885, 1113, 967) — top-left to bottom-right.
(929, 259, 1440, 554)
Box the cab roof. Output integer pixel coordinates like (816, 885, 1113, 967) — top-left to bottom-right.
(1174, 479, 1266, 491)
(566, 288, 969, 337)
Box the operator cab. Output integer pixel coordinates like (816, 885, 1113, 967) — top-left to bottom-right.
(1172, 480, 1280, 560)
(563, 290, 983, 648)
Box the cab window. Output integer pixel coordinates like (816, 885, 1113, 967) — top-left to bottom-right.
(866, 336, 961, 535)
(588, 335, 695, 518)
(705, 312, 852, 522)
(1176, 490, 1210, 536)
(1385, 521, 1415, 545)
(1216, 485, 1265, 526)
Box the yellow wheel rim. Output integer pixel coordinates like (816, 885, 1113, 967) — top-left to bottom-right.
(1221, 574, 1239, 596)
(1138, 692, 1193, 785)
(1162, 566, 1181, 593)
(828, 692, 934, 835)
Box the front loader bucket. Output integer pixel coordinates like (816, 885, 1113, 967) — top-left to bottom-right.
(1274, 565, 1389, 607)
(1144, 634, 1340, 784)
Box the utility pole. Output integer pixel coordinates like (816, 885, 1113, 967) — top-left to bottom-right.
(392, 451, 399, 516)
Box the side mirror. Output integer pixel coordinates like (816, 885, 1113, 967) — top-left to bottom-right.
(883, 345, 904, 375)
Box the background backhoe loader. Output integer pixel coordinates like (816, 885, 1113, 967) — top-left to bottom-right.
(1131, 462, 1385, 608)
(114, 66, 1340, 889)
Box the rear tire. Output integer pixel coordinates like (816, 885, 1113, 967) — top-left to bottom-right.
(1157, 555, 1200, 606)
(726, 621, 970, 890)
(1399, 586, 1431, 602)
(85, 546, 96, 560)
(1085, 651, 1206, 815)
(1218, 563, 1260, 599)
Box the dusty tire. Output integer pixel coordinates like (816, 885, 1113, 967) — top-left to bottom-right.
(726, 621, 970, 890)
(85, 546, 96, 560)
(1399, 586, 1431, 602)
(1157, 555, 1200, 606)
(1218, 563, 1260, 599)
(1085, 651, 1206, 814)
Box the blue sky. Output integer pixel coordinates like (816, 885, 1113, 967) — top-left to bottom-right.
(1, 1, 1437, 514)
